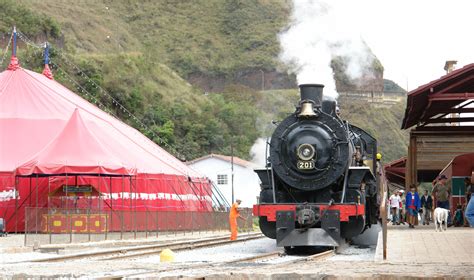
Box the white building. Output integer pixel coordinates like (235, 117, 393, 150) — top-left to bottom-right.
(187, 154, 260, 208)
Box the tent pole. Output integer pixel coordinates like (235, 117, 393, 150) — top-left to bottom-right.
(29, 177, 32, 207)
(14, 177, 18, 234)
(134, 176, 137, 239)
(98, 173, 102, 240)
(145, 176, 148, 238)
(35, 174, 38, 235)
(66, 173, 72, 243)
(48, 178, 51, 244)
(108, 176, 112, 240)
(129, 176, 133, 239)
(87, 177, 91, 242)
(121, 175, 124, 240)
(155, 179, 159, 238)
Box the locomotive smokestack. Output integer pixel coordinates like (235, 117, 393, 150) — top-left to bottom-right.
(298, 84, 324, 117)
(299, 84, 324, 105)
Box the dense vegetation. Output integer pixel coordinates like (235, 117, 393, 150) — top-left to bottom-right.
(16, 0, 289, 78)
(2, 0, 408, 162)
(0, 0, 60, 38)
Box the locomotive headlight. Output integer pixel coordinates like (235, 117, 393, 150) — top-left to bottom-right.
(297, 144, 316, 161)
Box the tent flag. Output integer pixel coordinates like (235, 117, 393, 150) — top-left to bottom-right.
(7, 27, 19, 71)
(42, 42, 53, 80)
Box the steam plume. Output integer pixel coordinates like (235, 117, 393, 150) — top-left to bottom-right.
(279, 0, 375, 99)
(250, 138, 267, 167)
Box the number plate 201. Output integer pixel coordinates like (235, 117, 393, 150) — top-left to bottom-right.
(297, 160, 315, 170)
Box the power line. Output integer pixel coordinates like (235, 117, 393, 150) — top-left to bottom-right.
(0, 32, 13, 66)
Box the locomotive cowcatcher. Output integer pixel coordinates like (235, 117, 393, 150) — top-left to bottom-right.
(253, 84, 379, 249)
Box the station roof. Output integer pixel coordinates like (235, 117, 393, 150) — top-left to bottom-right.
(384, 157, 406, 188)
(401, 63, 474, 129)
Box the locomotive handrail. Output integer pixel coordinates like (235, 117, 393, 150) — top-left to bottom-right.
(378, 165, 389, 260)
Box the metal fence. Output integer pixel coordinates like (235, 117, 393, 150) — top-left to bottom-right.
(24, 207, 254, 246)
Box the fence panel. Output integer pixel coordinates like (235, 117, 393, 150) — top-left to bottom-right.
(24, 207, 255, 246)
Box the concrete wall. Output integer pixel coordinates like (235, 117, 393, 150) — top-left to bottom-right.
(188, 158, 260, 208)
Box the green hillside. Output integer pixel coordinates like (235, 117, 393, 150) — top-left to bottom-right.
(384, 79, 406, 93)
(339, 98, 408, 162)
(1, 0, 408, 162)
(16, 0, 289, 78)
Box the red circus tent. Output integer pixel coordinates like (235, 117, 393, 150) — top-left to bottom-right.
(0, 57, 212, 232)
(16, 108, 137, 176)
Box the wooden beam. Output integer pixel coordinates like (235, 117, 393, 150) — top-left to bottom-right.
(423, 117, 474, 124)
(419, 100, 474, 124)
(430, 107, 474, 114)
(406, 132, 417, 189)
(435, 74, 474, 95)
(414, 126, 474, 133)
(429, 92, 474, 101)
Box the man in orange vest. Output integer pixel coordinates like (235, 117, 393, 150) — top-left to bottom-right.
(229, 199, 246, 240)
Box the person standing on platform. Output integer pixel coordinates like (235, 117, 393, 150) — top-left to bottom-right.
(420, 190, 433, 225)
(229, 199, 246, 240)
(399, 190, 406, 225)
(464, 178, 473, 227)
(431, 178, 438, 221)
(432, 175, 451, 224)
(465, 191, 474, 227)
(406, 184, 421, 228)
(389, 191, 401, 225)
(465, 177, 473, 206)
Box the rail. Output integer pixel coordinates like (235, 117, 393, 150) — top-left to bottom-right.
(18, 232, 263, 263)
(379, 166, 389, 260)
(109, 247, 334, 278)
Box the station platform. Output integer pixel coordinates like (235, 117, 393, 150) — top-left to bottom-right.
(375, 224, 473, 263)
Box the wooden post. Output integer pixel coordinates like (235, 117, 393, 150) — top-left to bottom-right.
(379, 168, 389, 260)
(407, 132, 418, 190)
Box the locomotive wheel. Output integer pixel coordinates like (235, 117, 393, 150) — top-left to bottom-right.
(258, 216, 276, 239)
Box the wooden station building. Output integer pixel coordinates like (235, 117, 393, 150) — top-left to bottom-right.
(386, 63, 474, 190)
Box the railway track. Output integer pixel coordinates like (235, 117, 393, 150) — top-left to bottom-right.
(113, 248, 335, 279)
(19, 232, 263, 263)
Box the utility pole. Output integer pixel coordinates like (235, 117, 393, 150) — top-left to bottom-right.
(231, 141, 234, 204)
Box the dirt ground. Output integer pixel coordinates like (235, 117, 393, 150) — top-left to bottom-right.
(0, 228, 472, 279)
(167, 259, 474, 280)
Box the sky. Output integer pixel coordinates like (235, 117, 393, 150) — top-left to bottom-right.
(334, 0, 474, 91)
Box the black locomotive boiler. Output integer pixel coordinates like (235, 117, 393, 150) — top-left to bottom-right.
(253, 84, 379, 248)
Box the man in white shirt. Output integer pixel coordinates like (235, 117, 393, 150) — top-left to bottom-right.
(389, 191, 401, 225)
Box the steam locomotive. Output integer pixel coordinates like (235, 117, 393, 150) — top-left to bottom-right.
(253, 84, 379, 249)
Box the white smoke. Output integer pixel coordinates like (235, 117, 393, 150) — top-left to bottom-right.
(279, 0, 375, 99)
(250, 138, 268, 167)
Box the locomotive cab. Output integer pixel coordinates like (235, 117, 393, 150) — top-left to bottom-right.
(253, 84, 379, 248)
